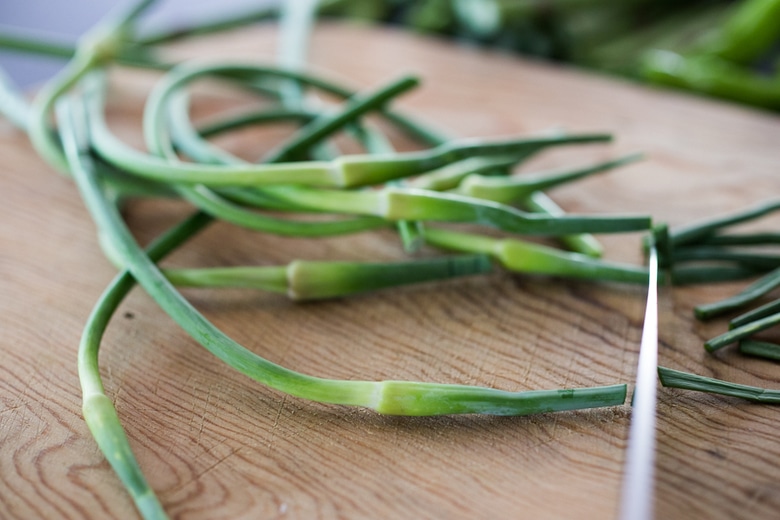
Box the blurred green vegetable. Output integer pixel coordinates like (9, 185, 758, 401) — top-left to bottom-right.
(313, 0, 780, 111)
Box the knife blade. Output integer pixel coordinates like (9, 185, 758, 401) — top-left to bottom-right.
(618, 245, 659, 520)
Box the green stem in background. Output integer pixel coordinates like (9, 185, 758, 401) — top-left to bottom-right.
(560, 2, 646, 65)
(261, 75, 420, 163)
(274, 0, 348, 161)
(406, 155, 521, 191)
(0, 24, 163, 70)
(452, 0, 613, 42)
(584, 3, 732, 75)
(701, 0, 780, 64)
(457, 153, 641, 204)
(699, 232, 780, 246)
(658, 366, 780, 403)
(381, 107, 452, 147)
(668, 199, 780, 248)
(135, 0, 351, 46)
(739, 339, 780, 361)
(521, 191, 604, 257)
(166, 92, 241, 161)
(0, 10, 580, 140)
(277, 0, 319, 110)
(731, 298, 780, 329)
(673, 247, 780, 271)
(196, 107, 316, 140)
(0, 67, 31, 130)
(163, 255, 492, 300)
(98, 160, 178, 201)
(695, 266, 780, 320)
(0, 25, 77, 58)
(137, 5, 277, 46)
(641, 50, 780, 111)
(705, 311, 780, 352)
(26, 0, 157, 172)
(423, 226, 648, 283)
(404, 0, 456, 33)
(669, 265, 763, 285)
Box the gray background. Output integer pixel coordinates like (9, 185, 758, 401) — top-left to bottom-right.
(0, 0, 274, 86)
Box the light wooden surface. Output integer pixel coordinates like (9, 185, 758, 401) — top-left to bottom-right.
(3, 23, 780, 520)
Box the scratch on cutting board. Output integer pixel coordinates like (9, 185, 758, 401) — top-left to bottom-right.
(266, 394, 288, 454)
(196, 385, 216, 447)
(0, 403, 24, 415)
(195, 437, 230, 462)
(520, 333, 540, 385)
(188, 446, 243, 491)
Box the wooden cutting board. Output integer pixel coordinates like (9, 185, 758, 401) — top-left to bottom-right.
(3, 22, 780, 520)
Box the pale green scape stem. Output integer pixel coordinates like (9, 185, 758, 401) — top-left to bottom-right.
(457, 153, 642, 204)
(423, 226, 649, 283)
(406, 155, 522, 191)
(162, 255, 492, 300)
(522, 191, 604, 258)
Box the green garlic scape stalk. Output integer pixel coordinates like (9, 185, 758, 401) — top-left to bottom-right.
(731, 298, 780, 329)
(0, 1, 661, 517)
(456, 153, 642, 204)
(423, 227, 650, 284)
(162, 255, 493, 300)
(658, 367, 780, 404)
(521, 191, 605, 258)
(654, 196, 780, 405)
(739, 340, 780, 361)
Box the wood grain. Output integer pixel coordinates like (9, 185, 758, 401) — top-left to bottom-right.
(2, 22, 780, 519)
